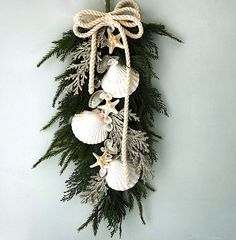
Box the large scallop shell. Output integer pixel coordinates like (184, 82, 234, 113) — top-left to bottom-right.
(106, 160, 140, 191)
(71, 111, 109, 144)
(101, 60, 140, 98)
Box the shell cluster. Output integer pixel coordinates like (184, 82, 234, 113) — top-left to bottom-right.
(71, 56, 140, 191)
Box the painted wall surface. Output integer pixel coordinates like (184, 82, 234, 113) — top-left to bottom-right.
(0, 0, 236, 239)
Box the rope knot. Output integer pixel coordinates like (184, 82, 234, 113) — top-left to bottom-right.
(104, 13, 114, 27)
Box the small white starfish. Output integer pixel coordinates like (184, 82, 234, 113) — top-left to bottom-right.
(98, 99, 119, 118)
(107, 28, 124, 54)
(90, 151, 112, 177)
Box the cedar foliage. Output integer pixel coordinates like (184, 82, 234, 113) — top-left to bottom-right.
(34, 22, 181, 237)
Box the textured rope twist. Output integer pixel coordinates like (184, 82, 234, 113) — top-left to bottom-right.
(73, 0, 143, 182)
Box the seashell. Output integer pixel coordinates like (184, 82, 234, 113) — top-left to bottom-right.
(104, 116, 113, 132)
(71, 110, 109, 144)
(89, 90, 105, 108)
(97, 55, 120, 74)
(106, 160, 140, 191)
(104, 139, 118, 155)
(94, 78, 102, 89)
(101, 59, 140, 98)
(99, 92, 112, 101)
(97, 55, 110, 73)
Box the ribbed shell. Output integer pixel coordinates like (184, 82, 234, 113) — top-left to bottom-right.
(106, 160, 140, 191)
(101, 63, 139, 98)
(88, 90, 104, 109)
(71, 111, 108, 144)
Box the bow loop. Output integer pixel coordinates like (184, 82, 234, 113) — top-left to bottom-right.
(73, 1, 143, 39)
(115, 0, 140, 12)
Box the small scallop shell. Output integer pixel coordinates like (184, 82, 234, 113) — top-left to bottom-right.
(106, 160, 140, 191)
(89, 90, 105, 109)
(101, 61, 140, 98)
(71, 111, 108, 144)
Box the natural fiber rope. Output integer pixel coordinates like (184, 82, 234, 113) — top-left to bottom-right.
(73, 0, 143, 182)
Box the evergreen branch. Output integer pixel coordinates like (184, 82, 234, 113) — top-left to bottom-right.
(127, 192, 135, 211)
(59, 152, 74, 175)
(41, 112, 61, 131)
(147, 130, 162, 140)
(135, 196, 146, 225)
(37, 30, 82, 67)
(144, 23, 183, 43)
(81, 175, 107, 204)
(144, 182, 156, 192)
(32, 147, 68, 169)
(37, 47, 60, 68)
(78, 201, 103, 233)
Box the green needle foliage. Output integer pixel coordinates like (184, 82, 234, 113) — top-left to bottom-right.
(34, 22, 181, 237)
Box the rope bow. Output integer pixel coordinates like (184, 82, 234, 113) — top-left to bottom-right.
(73, 0, 144, 182)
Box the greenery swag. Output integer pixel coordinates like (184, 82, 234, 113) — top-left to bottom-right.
(33, 0, 181, 237)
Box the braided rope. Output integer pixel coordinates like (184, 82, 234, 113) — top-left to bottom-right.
(116, 22, 132, 183)
(73, 0, 144, 182)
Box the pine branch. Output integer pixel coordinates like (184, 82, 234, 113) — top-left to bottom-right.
(144, 182, 156, 192)
(78, 201, 103, 233)
(37, 30, 82, 67)
(41, 112, 61, 131)
(135, 197, 146, 225)
(144, 23, 183, 43)
(37, 47, 60, 68)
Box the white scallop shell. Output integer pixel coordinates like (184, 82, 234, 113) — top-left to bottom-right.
(101, 60, 140, 98)
(71, 111, 108, 144)
(106, 160, 140, 191)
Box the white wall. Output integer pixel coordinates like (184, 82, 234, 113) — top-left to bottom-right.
(0, 0, 236, 239)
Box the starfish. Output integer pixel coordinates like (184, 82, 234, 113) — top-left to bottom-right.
(98, 99, 119, 118)
(107, 28, 124, 54)
(90, 151, 112, 177)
